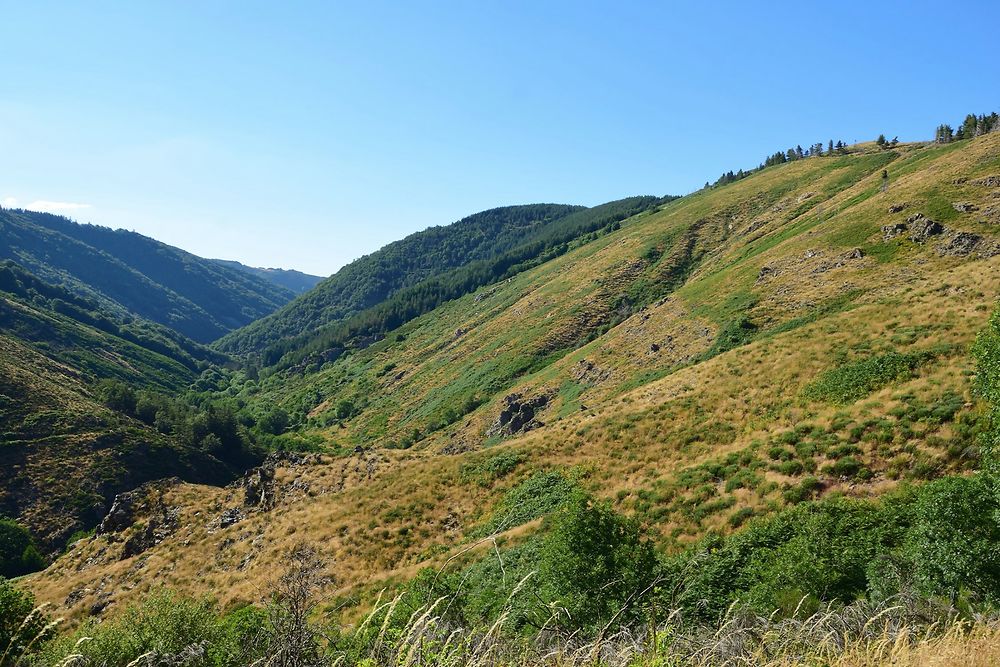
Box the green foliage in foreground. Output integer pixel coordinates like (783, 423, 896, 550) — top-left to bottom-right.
(9, 471, 1000, 665)
(31, 591, 268, 667)
(1, 578, 51, 662)
(408, 474, 1000, 636)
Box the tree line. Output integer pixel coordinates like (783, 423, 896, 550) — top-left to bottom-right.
(935, 111, 999, 143)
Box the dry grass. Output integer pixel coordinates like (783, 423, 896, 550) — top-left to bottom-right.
(337, 592, 1000, 667)
(25, 133, 1000, 627)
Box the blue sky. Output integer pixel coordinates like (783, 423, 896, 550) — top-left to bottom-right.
(2, 1, 998, 276)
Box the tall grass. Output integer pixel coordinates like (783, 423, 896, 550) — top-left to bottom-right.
(340, 589, 1000, 667)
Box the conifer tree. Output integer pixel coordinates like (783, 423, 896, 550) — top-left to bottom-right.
(963, 114, 978, 139)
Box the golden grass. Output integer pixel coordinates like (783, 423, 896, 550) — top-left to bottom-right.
(25, 134, 1000, 627)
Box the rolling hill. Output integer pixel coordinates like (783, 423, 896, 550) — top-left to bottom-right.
(0, 208, 298, 342)
(27, 130, 1000, 625)
(213, 202, 668, 359)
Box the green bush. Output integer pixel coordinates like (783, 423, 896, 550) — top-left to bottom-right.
(0, 578, 51, 661)
(0, 519, 45, 578)
(537, 495, 658, 632)
(38, 590, 271, 667)
(460, 450, 525, 486)
(96, 378, 137, 414)
(803, 351, 931, 404)
(903, 475, 1000, 598)
(481, 470, 578, 533)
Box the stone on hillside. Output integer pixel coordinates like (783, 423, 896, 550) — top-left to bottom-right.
(887, 203, 908, 213)
(881, 223, 908, 241)
(952, 202, 979, 213)
(909, 218, 944, 242)
(971, 175, 1000, 187)
(937, 232, 983, 257)
(756, 265, 777, 282)
(486, 392, 550, 437)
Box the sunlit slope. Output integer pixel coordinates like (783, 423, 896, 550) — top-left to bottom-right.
(250, 146, 903, 447)
(0, 332, 233, 551)
(30, 133, 1000, 619)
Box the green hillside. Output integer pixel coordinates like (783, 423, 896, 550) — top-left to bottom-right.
(24, 131, 1000, 634)
(0, 263, 248, 549)
(213, 202, 667, 358)
(0, 208, 297, 342)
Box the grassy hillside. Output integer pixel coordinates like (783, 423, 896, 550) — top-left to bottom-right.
(0, 208, 297, 342)
(214, 202, 667, 359)
(27, 131, 1000, 625)
(0, 266, 246, 549)
(213, 259, 325, 294)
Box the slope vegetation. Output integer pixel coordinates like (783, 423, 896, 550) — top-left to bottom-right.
(27, 133, 1000, 624)
(213, 259, 324, 294)
(0, 264, 246, 549)
(215, 201, 669, 359)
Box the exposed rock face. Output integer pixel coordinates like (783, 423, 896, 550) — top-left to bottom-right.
(243, 464, 276, 509)
(486, 392, 551, 437)
(953, 202, 979, 213)
(216, 507, 243, 528)
(881, 223, 908, 241)
(888, 203, 908, 213)
(937, 232, 984, 257)
(570, 359, 612, 385)
(908, 216, 944, 242)
(97, 493, 138, 535)
(970, 175, 1000, 187)
(96, 478, 180, 535)
(756, 265, 777, 283)
(240, 451, 319, 510)
(120, 509, 178, 560)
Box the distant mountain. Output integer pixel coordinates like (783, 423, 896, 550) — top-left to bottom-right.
(0, 208, 297, 342)
(213, 259, 324, 294)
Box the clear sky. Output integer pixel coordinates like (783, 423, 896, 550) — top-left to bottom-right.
(2, 1, 998, 276)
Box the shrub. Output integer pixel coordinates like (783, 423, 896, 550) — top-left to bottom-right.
(460, 450, 526, 486)
(95, 378, 137, 414)
(0, 519, 45, 578)
(0, 578, 51, 661)
(783, 476, 823, 504)
(481, 470, 578, 533)
(538, 495, 657, 632)
(804, 351, 931, 404)
(903, 475, 1000, 600)
(825, 456, 862, 478)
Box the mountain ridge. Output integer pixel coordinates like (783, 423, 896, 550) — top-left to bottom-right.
(0, 208, 297, 342)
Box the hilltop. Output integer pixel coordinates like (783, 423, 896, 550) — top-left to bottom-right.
(26, 130, 1000, 626)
